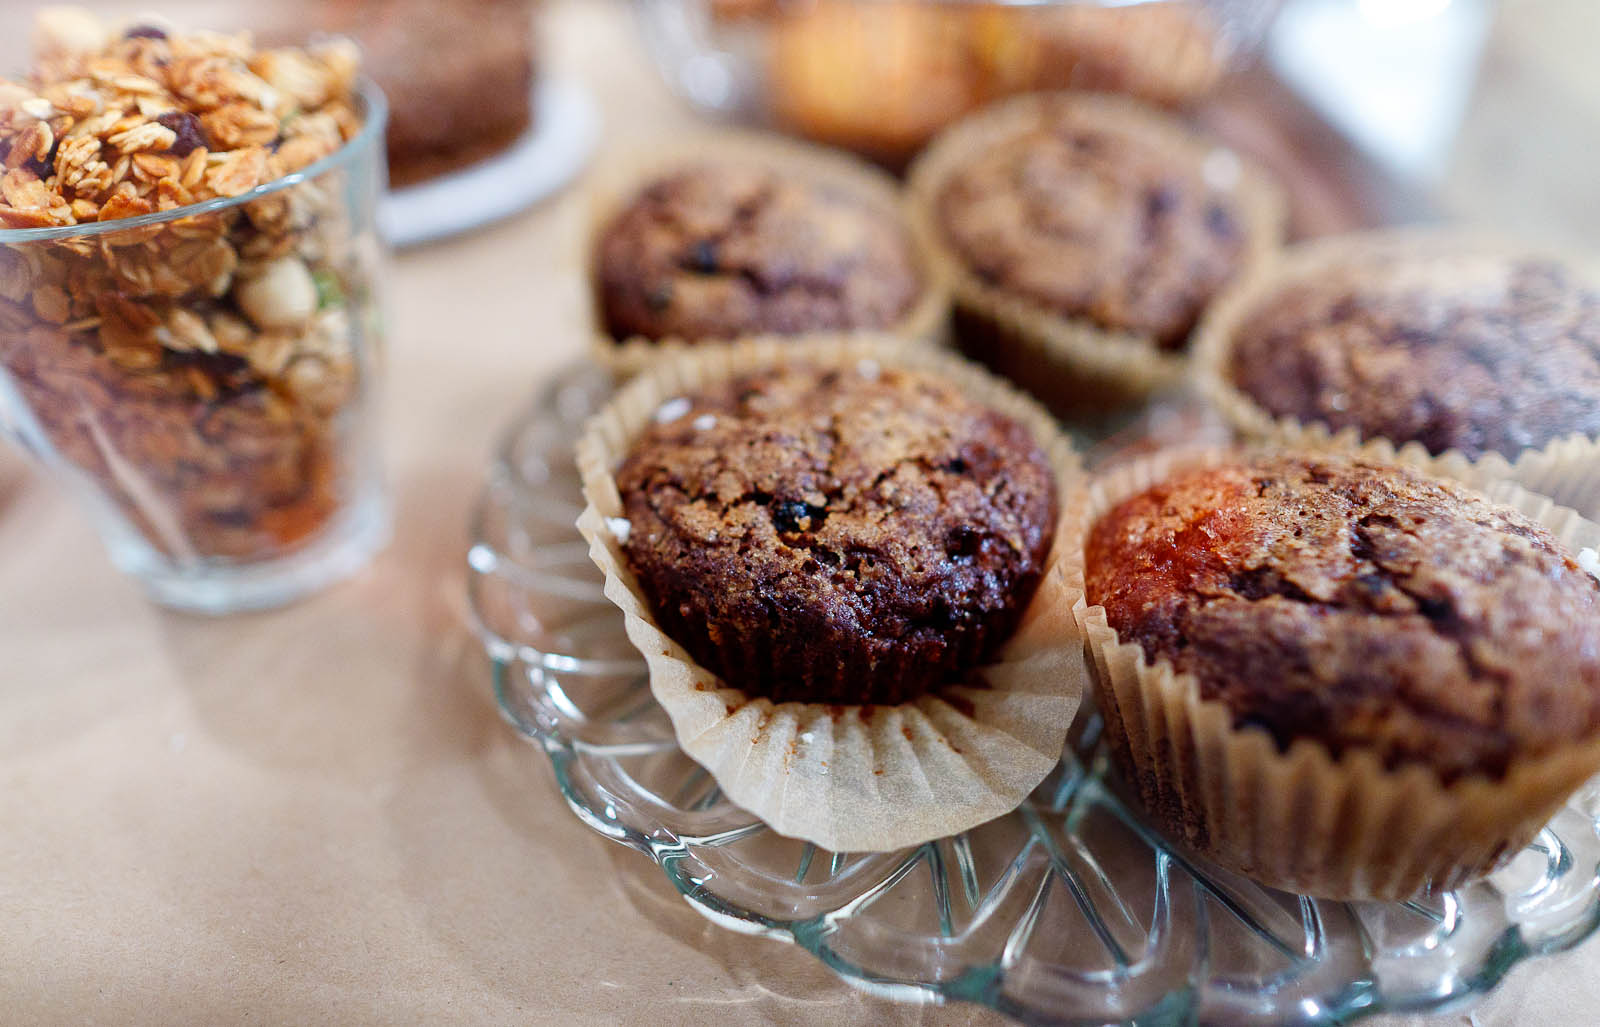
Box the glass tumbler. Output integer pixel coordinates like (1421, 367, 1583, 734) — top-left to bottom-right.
(0, 84, 390, 614)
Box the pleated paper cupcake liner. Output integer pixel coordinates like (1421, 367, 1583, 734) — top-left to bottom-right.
(575, 334, 1088, 852)
(1072, 442, 1600, 901)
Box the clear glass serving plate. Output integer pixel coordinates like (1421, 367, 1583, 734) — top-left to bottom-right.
(465, 363, 1600, 1025)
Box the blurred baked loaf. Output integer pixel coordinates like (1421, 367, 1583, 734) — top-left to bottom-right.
(766, 0, 1226, 165)
(293, 0, 537, 186)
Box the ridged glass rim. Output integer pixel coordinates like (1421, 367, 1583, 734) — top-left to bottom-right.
(487, 654, 1600, 1024)
(0, 77, 388, 244)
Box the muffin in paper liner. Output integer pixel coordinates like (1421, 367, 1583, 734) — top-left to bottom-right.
(1192, 229, 1600, 522)
(905, 91, 1285, 418)
(574, 334, 1088, 852)
(1072, 442, 1600, 901)
(582, 132, 949, 381)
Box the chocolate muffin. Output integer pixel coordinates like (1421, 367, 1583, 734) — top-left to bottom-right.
(1225, 254, 1600, 461)
(1085, 453, 1600, 783)
(932, 100, 1251, 349)
(908, 92, 1282, 417)
(595, 164, 924, 343)
(612, 361, 1058, 704)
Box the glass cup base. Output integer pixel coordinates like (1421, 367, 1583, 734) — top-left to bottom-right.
(107, 488, 391, 615)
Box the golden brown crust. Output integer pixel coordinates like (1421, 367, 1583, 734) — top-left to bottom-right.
(765, 1, 1225, 166)
(1085, 452, 1600, 781)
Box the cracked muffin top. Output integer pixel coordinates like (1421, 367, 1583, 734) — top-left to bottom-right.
(933, 100, 1251, 350)
(1085, 453, 1600, 781)
(613, 360, 1057, 705)
(1226, 254, 1600, 460)
(595, 163, 923, 342)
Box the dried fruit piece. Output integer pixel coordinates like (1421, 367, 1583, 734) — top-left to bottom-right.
(154, 111, 207, 157)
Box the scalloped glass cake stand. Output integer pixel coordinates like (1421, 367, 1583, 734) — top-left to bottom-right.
(465, 363, 1600, 1026)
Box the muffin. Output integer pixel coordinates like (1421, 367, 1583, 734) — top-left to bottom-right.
(1002, 3, 1226, 108)
(596, 165, 922, 344)
(907, 92, 1284, 417)
(766, 1, 1229, 168)
(575, 336, 1087, 851)
(1078, 448, 1600, 899)
(589, 137, 947, 377)
(612, 360, 1056, 705)
(1196, 231, 1600, 517)
(767, 2, 977, 167)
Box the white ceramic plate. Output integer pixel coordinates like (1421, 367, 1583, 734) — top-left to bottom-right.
(380, 77, 601, 248)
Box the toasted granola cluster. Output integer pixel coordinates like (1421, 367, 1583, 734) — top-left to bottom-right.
(1, 8, 360, 227)
(0, 11, 375, 561)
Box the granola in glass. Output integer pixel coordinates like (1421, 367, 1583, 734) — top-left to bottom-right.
(0, 9, 378, 561)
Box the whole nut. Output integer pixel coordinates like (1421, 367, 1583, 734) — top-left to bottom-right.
(234, 256, 316, 329)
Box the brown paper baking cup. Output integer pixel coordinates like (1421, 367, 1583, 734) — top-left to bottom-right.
(1193, 228, 1600, 522)
(905, 91, 1286, 417)
(575, 334, 1089, 852)
(1072, 442, 1600, 901)
(583, 132, 950, 380)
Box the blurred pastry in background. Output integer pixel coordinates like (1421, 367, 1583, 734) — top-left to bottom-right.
(595, 163, 924, 343)
(767, 0, 1228, 166)
(768, 2, 972, 166)
(586, 134, 949, 377)
(907, 91, 1284, 416)
(289, 0, 538, 186)
(708, 0, 783, 21)
(977, 2, 1224, 108)
(1194, 232, 1600, 516)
